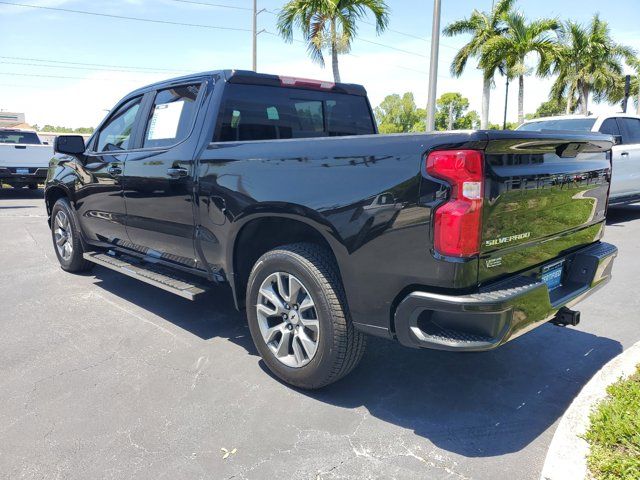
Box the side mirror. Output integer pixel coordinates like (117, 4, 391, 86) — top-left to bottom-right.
(613, 135, 623, 146)
(54, 135, 85, 155)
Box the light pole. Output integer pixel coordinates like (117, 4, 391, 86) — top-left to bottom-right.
(425, 0, 442, 131)
(252, 0, 258, 71)
(252, 1, 266, 71)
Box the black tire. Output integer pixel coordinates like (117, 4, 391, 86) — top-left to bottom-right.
(246, 243, 366, 389)
(28, 183, 38, 190)
(50, 198, 94, 273)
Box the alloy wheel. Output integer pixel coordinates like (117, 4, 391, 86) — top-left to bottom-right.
(256, 272, 320, 368)
(54, 210, 73, 261)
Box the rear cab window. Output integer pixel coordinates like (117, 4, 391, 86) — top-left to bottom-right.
(215, 84, 375, 142)
(518, 118, 597, 132)
(0, 131, 41, 144)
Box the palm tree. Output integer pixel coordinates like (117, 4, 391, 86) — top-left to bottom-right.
(443, 0, 515, 129)
(604, 59, 640, 114)
(277, 0, 389, 83)
(548, 15, 635, 115)
(483, 12, 559, 125)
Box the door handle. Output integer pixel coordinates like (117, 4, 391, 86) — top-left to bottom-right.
(621, 152, 629, 157)
(107, 165, 122, 175)
(167, 167, 189, 179)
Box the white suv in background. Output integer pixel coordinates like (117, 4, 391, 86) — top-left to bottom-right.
(518, 114, 640, 205)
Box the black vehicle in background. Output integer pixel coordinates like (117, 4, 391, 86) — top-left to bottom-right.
(45, 70, 618, 388)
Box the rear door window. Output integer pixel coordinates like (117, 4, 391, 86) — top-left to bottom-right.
(143, 83, 202, 149)
(216, 84, 375, 142)
(617, 118, 640, 145)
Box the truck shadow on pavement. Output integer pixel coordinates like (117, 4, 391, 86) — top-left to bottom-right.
(92, 268, 622, 459)
(606, 204, 640, 226)
(304, 329, 621, 458)
(0, 188, 44, 199)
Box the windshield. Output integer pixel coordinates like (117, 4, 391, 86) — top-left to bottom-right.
(0, 131, 41, 144)
(517, 118, 597, 132)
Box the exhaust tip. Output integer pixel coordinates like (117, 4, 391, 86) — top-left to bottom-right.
(551, 307, 581, 327)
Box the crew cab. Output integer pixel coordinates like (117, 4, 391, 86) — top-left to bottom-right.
(519, 114, 640, 205)
(45, 70, 618, 389)
(0, 129, 52, 189)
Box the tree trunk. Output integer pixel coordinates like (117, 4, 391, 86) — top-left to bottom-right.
(518, 74, 524, 125)
(331, 19, 341, 83)
(637, 74, 640, 115)
(566, 88, 573, 114)
(581, 84, 589, 115)
(481, 77, 491, 129)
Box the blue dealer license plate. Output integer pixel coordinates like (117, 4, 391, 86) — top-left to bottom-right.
(541, 261, 564, 291)
(16, 168, 29, 174)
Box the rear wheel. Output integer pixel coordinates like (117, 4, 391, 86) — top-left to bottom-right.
(50, 198, 94, 273)
(246, 243, 366, 389)
(28, 183, 38, 190)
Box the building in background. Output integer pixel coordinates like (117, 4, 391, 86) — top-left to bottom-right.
(0, 111, 29, 129)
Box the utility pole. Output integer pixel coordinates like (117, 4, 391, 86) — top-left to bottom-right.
(448, 102, 454, 130)
(252, 0, 257, 71)
(252, 1, 266, 72)
(425, 0, 442, 132)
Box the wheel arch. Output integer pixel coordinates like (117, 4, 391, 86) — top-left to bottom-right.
(227, 212, 346, 310)
(44, 184, 73, 225)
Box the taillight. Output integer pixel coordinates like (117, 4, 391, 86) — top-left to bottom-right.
(426, 150, 484, 257)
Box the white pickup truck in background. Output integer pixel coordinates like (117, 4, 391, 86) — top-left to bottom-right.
(518, 114, 640, 206)
(0, 129, 53, 189)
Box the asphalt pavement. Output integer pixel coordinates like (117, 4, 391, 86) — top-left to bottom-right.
(1, 188, 639, 480)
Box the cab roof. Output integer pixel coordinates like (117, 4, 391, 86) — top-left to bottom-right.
(128, 69, 368, 97)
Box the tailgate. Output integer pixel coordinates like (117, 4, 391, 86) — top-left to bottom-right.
(0, 144, 53, 167)
(479, 131, 613, 284)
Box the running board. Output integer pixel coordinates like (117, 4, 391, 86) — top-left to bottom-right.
(83, 252, 210, 300)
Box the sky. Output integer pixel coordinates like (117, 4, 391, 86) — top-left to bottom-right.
(1, 0, 639, 128)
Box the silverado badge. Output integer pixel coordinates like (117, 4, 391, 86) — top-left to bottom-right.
(485, 232, 531, 247)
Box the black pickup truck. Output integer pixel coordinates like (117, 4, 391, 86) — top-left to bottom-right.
(45, 70, 618, 389)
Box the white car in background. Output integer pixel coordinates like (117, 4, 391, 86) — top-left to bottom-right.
(518, 114, 640, 205)
(0, 129, 53, 190)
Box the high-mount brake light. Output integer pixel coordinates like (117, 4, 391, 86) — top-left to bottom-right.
(279, 76, 335, 90)
(426, 149, 484, 257)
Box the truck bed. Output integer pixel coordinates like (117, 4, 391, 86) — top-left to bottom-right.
(196, 129, 612, 333)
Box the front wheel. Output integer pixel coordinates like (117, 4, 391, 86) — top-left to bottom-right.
(246, 243, 366, 389)
(50, 198, 94, 273)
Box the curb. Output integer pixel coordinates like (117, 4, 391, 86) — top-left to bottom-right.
(540, 341, 640, 480)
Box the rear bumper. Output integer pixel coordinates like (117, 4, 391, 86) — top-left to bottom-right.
(394, 242, 617, 351)
(0, 167, 48, 183)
